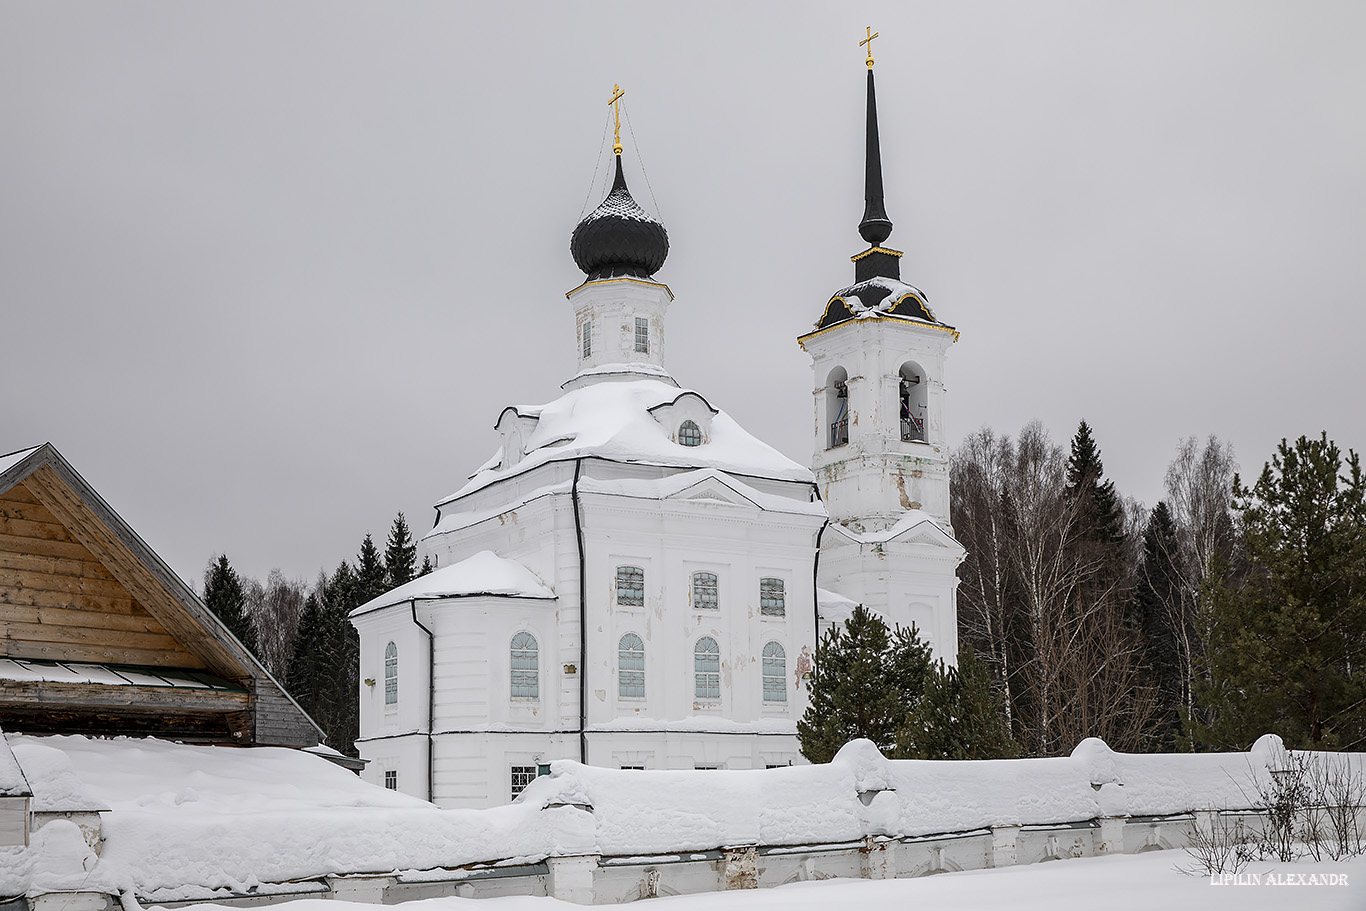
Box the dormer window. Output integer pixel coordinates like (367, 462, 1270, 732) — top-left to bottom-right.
(678, 420, 702, 447)
(635, 317, 650, 354)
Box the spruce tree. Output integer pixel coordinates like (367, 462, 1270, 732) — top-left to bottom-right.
(355, 533, 389, 604)
(1066, 420, 1125, 549)
(901, 645, 1018, 760)
(1193, 434, 1366, 750)
(1133, 502, 1185, 748)
(384, 513, 418, 587)
(419, 554, 434, 576)
(798, 606, 914, 761)
(203, 555, 259, 657)
(286, 590, 328, 710)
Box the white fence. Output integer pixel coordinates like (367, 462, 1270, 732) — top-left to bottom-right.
(8, 734, 1365, 908)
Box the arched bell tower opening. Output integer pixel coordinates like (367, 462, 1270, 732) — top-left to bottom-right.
(826, 366, 849, 448)
(898, 361, 928, 443)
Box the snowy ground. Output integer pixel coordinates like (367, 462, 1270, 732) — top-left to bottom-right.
(179, 850, 1364, 911)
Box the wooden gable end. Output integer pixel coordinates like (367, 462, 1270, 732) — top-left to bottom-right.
(0, 480, 203, 669)
(0, 446, 322, 748)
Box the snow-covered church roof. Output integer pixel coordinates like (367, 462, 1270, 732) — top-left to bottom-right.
(441, 376, 814, 504)
(350, 551, 555, 617)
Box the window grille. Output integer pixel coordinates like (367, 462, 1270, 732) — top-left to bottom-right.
(694, 636, 720, 700)
(692, 571, 718, 610)
(384, 641, 398, 705)
(763, 641, 787, 702)
(620, 765, 645, 770)
(618, 633, 645, 699)
(616, 565, 645, 606)
(510, 765, 537, 799)
(635, 317, 649, 353)
(581, 318, 592, 358)
(760, 578, 786, 616)
(678, 420, 702, 447)
(384, 770, 398, 790)
(510, 632, 539, 699)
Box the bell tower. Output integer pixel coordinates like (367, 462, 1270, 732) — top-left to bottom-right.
(800, 30, 964, 664)
(798, 33, 958, 533)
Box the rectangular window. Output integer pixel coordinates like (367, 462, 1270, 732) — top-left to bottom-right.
(766, 764, 788, 770)
(511, 765, 538, 800)
(760, 577, 786, 617)
(384, 770, 398, 789)
(619, 765, 645, 771)
(694, 765, 721, 771)
(581, 318, 592, 358)
(634, 317, 649, 354)
(616, 565, 645, 606)
(692, 571, 718, 610)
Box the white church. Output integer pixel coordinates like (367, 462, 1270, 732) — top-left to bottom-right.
(350, 57, 966, 808)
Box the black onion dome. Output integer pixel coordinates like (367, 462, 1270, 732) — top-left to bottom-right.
(571, 156, 669, 280)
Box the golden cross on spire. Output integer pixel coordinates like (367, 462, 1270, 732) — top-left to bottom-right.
(860, 26, 879, 68)
(608, 84, 625, 155)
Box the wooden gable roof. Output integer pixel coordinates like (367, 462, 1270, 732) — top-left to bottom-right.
(0, 444, 322, 747)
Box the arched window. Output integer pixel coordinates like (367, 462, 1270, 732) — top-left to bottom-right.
(694, 636, 720, 700)
(826, 366, 849, 448)
(899, 361, 928, 443)
(760, 577, 786, 616)
(384, 641, 398, 706)
(762, 642, 787, 703)
(510, 632, 539, 699)
(618, 633, 645, 699)
(616, 565, 645, 606)
(678, 420, 702, 447)
(692, 571, 719, 610)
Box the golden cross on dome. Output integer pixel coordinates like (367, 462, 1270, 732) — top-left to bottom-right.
(860, 26, 879, 68)
(608, 84, 625, 155)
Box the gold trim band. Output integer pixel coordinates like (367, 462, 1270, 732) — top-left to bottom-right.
(850, 246, 904, 263)
(565, 277, 676, 301)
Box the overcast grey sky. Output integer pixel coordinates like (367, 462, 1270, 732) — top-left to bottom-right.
(3, 2, 1363, 586)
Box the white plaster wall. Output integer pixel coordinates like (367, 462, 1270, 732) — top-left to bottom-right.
(566, 278, 672, 374)
(577, 477, 822, 734)
(353, 607, 433, 800)
(818, 537, 962, 664)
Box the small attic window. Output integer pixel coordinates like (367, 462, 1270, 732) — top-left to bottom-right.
(678, 420, 702, 447)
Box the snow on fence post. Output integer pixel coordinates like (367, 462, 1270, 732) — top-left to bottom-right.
(988, 825, 1020, 868)
(547, 855, 597, 904)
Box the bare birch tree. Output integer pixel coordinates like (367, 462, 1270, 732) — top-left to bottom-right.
(1162, 435, 1238, 726)
(243, 569, 309, 680)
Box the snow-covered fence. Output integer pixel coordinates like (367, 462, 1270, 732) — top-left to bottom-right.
(1, 733, 1362, 907)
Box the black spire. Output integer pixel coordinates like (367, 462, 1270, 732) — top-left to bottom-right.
(859, 67, 893, 246)
(570, 154, 669, 281)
